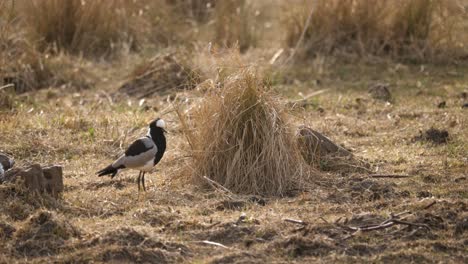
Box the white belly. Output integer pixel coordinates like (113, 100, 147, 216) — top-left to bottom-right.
(135, 159, 154, 172)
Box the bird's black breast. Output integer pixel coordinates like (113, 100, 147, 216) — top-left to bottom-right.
(125, 138, 154, 157)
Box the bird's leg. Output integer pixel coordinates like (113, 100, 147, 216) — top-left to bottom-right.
(137, 171, 142, 192)
(142, 172, 146, 192)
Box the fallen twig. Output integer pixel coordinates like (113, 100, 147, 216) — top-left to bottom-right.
(203, 176, 234, 195)
(198, 240, 230, 249)
(423, 200, 437, 210)
(369, 174, 411, 179)
(318, 216, 329, 224)
(337, 211, 429, 234)
(283, 218, 308, 225)
(283, 4, 315, 66)
(203, 176, 236, 200)
(391, 219, 430, 230)
(287, 89, 329, 109)
(0, 83, 14, 91)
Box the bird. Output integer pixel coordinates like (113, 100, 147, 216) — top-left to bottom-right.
(97, 118, 167, 192)
(0, 153, 14, 183)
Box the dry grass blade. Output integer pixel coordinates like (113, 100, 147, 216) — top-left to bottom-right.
(198, 240, 230, 249)
(284, 218, 308, 225)
(187, 67, 315, 196)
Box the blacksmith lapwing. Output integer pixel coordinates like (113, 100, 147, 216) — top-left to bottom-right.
(97, 118, 167, 191)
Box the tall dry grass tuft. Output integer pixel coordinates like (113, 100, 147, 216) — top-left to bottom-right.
(168, 0, 214, 23)
(0, 1, 51, 96)
(187, 66, 312, 196)
(21, 0, 142, 57)
(284, 0, 467, 62)
(213, 0, 256, 52)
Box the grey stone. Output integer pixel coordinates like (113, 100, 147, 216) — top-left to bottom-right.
(297, 126, 352, 161)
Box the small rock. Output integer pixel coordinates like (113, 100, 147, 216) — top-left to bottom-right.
(413, 128, 449, 144)
(297, 126, 352, 160)
(462, 103, 468, 109)
(437, 101, 446, 108)
(368, 83, 392, 102)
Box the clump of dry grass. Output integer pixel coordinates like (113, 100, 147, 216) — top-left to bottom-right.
(21, 0, 142, 57)
(284, 0, 467, 62)
(186, 67, 312, 196)
(118, 51, 201, 98)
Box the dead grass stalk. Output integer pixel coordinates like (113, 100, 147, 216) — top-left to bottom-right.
(186, 67, 313, 196)
(284, 0, 467, 62)
(21, 0, 142, 57)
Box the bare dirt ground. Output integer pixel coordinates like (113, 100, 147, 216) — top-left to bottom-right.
(1, 53, 467, 263)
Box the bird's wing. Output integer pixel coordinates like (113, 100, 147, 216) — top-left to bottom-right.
(112, 137, 158, 168)
(125, 137, 154, 156)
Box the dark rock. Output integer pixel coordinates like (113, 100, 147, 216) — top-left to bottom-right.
(296, 126, 371, 173)
(368, 83, 392, 102)
(297, 126, 352, 162)
(437, 101, 446, 108)
(413, 128, 449, 144)
(462, 103, 468, 109)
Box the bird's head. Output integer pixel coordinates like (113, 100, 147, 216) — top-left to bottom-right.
(148, 118, 167, 135)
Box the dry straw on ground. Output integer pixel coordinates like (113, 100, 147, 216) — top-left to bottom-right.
(284, 0, 467, 62)
(185, 67, 313, 196)
(118, 51, 200, 98)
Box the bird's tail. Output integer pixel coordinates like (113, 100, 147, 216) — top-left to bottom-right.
(96, 165, 119, 178)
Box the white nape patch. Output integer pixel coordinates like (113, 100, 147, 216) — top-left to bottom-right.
(156, 119, 166, 128)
